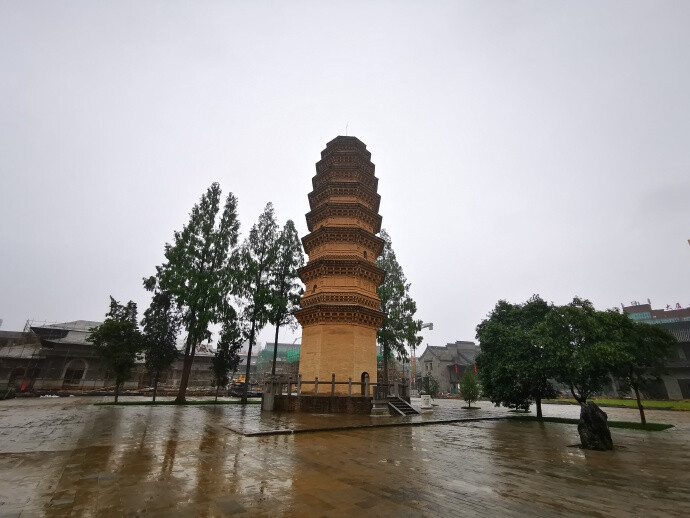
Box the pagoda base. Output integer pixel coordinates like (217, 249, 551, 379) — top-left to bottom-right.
(299, 323, 378, 395)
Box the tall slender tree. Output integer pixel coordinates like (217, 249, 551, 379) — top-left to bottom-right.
(460, 368, 480, 408)
(237, 203, 279, 402)
(210, 311, 245, 401)
(148, 183, 241, 403)
(376, 229, 422, 384)
(88, 297, 143, 403)
(613, 320, 676, 424)
(141, 286, 180, 402)
(269, 220, 304, 376)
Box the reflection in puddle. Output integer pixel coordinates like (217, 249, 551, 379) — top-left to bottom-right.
(2, 399, 689, 516)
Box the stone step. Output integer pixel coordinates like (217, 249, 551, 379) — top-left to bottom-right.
(387, 397, 419, 416)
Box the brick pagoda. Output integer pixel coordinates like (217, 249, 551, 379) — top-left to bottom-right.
(295, 136, 385, 393)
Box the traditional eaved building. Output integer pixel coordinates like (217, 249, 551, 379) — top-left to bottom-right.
(0, 320, 216, 393)
(418, 341, 479, 394)
(295, 136, 385, 393)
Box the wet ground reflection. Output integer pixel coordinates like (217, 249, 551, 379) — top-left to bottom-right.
(1, 398, 689, 516)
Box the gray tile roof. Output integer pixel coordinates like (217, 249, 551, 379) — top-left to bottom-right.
(43, 330, 93, 345)
(31, 321, 101, 346)
(0, 343, 43, 359)
(44, 320, 102, 331)
(424, 341, 478, 365)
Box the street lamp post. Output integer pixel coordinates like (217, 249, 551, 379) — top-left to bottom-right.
(411, 322, 433, 392)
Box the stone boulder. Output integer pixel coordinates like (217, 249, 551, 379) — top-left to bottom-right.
(578, 402, 613, 450)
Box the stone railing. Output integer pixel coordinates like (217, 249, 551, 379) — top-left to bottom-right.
(263, 373, 409, 399)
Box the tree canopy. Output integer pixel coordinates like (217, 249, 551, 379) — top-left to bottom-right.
(88, 297, 143, 402)
(237, 202, 280, 401)
(147, 183, 241, 403)
(475, 295, 556, 417)
(612, 321, 676, 424)
(211, 313, 245, 401)
(540, 298, 625, 405)
(268, 219, 304, 376)
(475, 295, 678, 444)
(141, 288, 180, 402)
(421, 372, 440, 399)
(376, 229, 422, 384)
(460, 368, 480, 408)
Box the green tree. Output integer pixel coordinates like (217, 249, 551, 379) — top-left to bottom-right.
(421, 373, 440, 398)
(460, 368, 480, 408)
(540, 298, 624, 404)
(376, 229, 422, 385)
(613, 321, 677, 424)
(269, 219, 304, 376)
(141, 287, 180, 402)
(210, 314, 244, 401)
(148, 183, 241, 403)
(238, 203, 279, 402)
(475, 295, 556, 418)
(88, 297, 143, 403)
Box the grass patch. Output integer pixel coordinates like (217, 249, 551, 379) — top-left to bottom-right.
(95, 399, 261, 406)
(545, 398, 690, 411)
(511, 415, 673, 431)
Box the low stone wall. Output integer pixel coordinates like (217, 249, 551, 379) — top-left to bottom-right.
(272, 394, 373, 414)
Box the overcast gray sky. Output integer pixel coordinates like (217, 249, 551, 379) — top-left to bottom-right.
(1, 1, 689, 352)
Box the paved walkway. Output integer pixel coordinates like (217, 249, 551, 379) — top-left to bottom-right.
(222, 398, 508, 436)
(0, 397, 688, 516)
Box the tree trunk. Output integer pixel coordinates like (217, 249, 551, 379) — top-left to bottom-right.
(382, 346, 389, 389)
(271, 322, 280, 376)
(175, 335, 197, 404)
(633, 384, 646, 425)
(215, 384, 220, 402)
(570, 386, 584, 405)
(153, 373, 159, 403)
(114, 381, 120, 403)
(242, 320, 257, 403)
(536, 396, 542, 419)
(411, 344, 416, 390)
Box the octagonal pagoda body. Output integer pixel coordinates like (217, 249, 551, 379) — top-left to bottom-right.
(295, 136, 385, 392)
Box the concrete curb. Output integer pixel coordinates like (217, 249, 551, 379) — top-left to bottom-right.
(230, 416, 510, 437)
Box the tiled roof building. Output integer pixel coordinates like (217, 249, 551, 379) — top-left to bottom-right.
(418, 341, 479, 394)
(1, 320, 216, 393)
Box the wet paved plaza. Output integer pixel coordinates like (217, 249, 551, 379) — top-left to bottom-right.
(1, 397, 689, 517)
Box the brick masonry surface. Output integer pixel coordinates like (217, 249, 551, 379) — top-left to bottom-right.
(272, 395, 373, 414)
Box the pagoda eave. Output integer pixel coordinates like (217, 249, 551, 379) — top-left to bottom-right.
(298, 258, 385, 285)
(301, 227, 385, 256)
(305, 202, 383, 233)
(308, 182, 381, 213)
(321, 136, 371, 159)
(312, 168, 378, 191)
(295, 304, 385, 328)
(299, 292, 381, 310)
